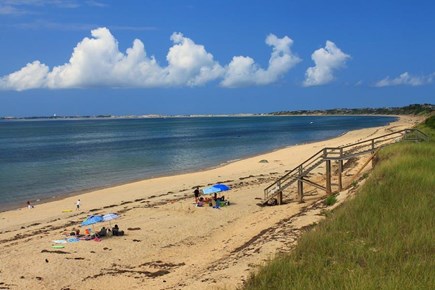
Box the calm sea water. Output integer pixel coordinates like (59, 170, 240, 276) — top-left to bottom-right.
(0, 115, 396, 210)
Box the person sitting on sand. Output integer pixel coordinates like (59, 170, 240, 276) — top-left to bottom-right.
(197, 197, 205, 207)
(84, 228, 91, 236)
(112, 224, 119, 236)
(212, 193, 219, 207)
(27, 201, 34, 209)
(80, 228, 97, 240)
(97, 227, 107, 237)
(194, 187, 200, 203)
(112, 224, 124, 236)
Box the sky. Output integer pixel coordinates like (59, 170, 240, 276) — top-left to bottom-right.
(0, 0, 434, 117)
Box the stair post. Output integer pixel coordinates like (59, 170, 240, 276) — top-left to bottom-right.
(298, 179, 304, 203)
(371, 139, 376, 167)
(325, 149, 332, 195)
(277, 191, 283, 205)
(297, 165, 304, 203)
(338, 148, 343, 191)
(276, 180, 282, 205)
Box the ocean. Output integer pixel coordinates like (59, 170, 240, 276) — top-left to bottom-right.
(0, 115, 396, 211)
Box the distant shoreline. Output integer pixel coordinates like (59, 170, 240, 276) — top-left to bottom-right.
(0, 113, 421, 122)
(0, 113, 260, 121)
(1, 103, 432, 120)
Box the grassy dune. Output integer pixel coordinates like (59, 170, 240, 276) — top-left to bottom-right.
(243, 116, 435, 290)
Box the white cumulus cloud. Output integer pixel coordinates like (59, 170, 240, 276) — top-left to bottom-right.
(45, 28, 222, 88)
(220, 34, 300, 87)
(0, 61, 49, 90)
(165, 32, 224, 86)
(303, 40, 350, 87)
(375, 72, 435, 87)
(0, 28, 299, 91)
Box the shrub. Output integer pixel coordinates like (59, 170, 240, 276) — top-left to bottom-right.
(324, 195, 337, 206)
(424, 115, 435, 129)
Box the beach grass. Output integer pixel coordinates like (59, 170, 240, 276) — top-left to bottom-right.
(242, 116, 435, 290)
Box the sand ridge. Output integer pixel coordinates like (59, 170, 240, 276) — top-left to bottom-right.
(0, 115, 423, 290)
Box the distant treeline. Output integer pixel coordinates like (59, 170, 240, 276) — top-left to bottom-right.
(1, 115, 114, 120)
(270, 103, 434, 116)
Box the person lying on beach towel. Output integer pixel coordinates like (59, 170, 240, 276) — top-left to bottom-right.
(66, 228, 81, 236)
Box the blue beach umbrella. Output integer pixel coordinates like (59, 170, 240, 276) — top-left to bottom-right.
(102, 213, 119, 227)
(202, 184, 230, 195)
(81, 215, 103, 227)
(102, 213, 119, 222)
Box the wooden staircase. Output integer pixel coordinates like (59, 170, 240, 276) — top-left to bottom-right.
(261, 128, 428, 206)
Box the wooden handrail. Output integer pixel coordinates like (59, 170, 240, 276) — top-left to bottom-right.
(261, 128, 428, 205)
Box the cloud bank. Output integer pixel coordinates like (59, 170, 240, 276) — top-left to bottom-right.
(375, 72, 435, 87)
(303, 40, 350, 87)
(0, 27, 299, 91)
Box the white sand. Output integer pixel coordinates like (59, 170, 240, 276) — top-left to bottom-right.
(0, 115, 423, 290)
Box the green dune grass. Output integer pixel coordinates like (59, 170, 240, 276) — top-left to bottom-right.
(243, 116, 435, 290)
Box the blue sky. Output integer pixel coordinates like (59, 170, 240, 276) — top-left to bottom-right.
(0, 0, 434, 117)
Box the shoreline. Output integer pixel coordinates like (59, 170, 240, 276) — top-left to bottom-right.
(0, 115, 423, 290)
(0, 131, 347, 213)
(0, 115, 398, 213)
(0, 114, 416, 228)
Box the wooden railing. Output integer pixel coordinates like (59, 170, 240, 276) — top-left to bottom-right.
(261, 128, 428, 205)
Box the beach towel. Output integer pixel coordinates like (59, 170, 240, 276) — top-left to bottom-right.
(52, 240, 67, 244)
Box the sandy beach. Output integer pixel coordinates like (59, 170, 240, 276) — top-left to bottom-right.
(0, 115, 423, 290)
